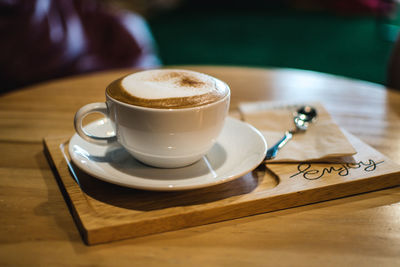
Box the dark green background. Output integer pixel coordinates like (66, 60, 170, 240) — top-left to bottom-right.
(148, 5, 398, 85)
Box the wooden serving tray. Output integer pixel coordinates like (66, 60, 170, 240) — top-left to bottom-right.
(44, 133, 400, 245)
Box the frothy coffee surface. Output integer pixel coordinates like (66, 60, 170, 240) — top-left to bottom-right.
(106, 69, 229, 109)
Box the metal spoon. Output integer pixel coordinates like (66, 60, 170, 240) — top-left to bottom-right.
(264, 105, 317, 160)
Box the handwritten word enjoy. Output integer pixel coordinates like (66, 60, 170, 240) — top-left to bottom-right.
(289, 159, 384, 180)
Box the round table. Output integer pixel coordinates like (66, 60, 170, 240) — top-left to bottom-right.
(1, 66, 400, 266)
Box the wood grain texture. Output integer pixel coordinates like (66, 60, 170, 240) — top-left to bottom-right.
(1, 66, 400, 265)
(43, 130, 400, 245)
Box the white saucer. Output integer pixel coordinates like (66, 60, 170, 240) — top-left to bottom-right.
(68, 117, 267, 191)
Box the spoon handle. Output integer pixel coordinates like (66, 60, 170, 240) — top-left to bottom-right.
(264, 131, 293, 160)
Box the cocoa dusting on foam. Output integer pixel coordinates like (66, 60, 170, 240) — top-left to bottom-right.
(150, 71, 206, 88)
(106, 70, 229, 109)
(178, 76, 205, 87)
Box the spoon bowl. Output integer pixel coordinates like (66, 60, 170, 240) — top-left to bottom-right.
(293, 106, 318, 132)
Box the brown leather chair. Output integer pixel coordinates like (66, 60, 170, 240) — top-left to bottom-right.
(0, 0, 160, 92)
(388, 34, 400, 90)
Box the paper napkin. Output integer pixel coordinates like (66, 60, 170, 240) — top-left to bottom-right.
(239, 101, 357, 162)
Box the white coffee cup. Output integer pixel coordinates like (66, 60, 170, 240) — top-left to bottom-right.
(74, 69, 230, 168)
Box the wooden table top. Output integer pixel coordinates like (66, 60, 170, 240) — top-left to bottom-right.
(1, 66, 400, 266)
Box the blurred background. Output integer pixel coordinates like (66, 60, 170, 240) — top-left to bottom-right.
(1, 0, 399, 92)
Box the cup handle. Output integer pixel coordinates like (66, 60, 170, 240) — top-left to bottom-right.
(74, 102, 117, 145)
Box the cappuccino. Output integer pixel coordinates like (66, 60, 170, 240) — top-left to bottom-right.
(106, 69, 229, 109)
(75, 69, 231, 167)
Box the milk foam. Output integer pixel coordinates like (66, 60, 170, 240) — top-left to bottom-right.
(121, 69, 226, 100)
(107, 69, 229, 108)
